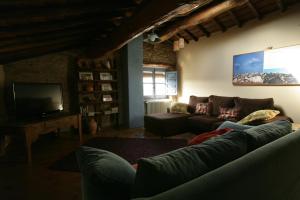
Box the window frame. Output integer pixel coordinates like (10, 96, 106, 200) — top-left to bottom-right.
(143, 67, 168, 100)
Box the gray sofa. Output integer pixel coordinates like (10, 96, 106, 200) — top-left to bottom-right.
(77, 120, 300, 200)
(134, 130, 300, 200)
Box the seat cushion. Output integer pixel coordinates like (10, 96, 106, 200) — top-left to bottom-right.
(188, 115, 224, 132)
(132, 130, 247, 198)
(76, 146, 136, 200)
(234, 97, 274, 119)
(209, 95, 236, 116)
(144, 113, 190, 136)
(244, 120, 292, 151)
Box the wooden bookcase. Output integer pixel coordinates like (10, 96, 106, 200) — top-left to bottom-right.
(77, 54, 119, 133)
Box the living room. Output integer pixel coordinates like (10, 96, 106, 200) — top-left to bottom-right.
(0, 0, 300, 200)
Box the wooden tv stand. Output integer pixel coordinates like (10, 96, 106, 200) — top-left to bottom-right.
(1, 113, 82, 165)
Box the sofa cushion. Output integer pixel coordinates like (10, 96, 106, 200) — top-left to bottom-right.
(217, 121, 253, 131)
(234, 97, 274, 119)
(238, 109, 280, 125)
(244, 120, 292, 151)
(209, 95, 236, 116)
(170, 102, 189, 114)
(188, 96, 209, 113)
(218, 107, 240, 120)
(76, 146, 136, 200)
(188, 128, 233, 145)
(132, 130, 247, 198)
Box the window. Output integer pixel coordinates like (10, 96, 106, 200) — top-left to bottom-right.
(143, 67, 177, 99)
(143, 68, 167, 99)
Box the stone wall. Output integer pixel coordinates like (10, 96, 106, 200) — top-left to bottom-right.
(3, 51, 79, 116)
(143, 42, 176, 66)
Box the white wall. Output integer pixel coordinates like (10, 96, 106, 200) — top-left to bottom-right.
(177, 5, 300, 122)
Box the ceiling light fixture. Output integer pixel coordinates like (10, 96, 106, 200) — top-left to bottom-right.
(144, 29, 160, 43)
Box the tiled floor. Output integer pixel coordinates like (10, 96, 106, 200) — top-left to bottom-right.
(0, 128, 194, 200)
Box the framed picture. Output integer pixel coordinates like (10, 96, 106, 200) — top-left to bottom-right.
(100, 72, 112, 80)
(101, 83, 112, 91)
(233, 44, 300, 85)
(79, 72, 93, 80)
(103, 94, 112, 102)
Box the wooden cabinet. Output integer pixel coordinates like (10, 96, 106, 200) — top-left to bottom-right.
(77, 54, 120, 133)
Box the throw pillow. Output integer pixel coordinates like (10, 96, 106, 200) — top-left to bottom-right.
(76, 146, 136, 200)
(238, 109, 280, 125)
(217, 121, 253, 131)
(218, 107, 239, 120)
(244, 120, 292, 151)
(170, 102, 189, 114)
(132, 131, 247, 198)
(188, 128, 233, 145)
(195, 102, 212, 115)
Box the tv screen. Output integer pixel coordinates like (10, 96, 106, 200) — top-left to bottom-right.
(13, 82, 63, 119)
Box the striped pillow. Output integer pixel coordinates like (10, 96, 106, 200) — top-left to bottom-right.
(218, 107, 239, 120)
(195, 103, 209, 115)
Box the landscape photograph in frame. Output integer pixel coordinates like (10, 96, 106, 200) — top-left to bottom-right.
(233, 44, 300, 85)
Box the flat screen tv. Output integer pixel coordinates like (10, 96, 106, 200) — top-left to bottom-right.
(12, 82, 64, 120)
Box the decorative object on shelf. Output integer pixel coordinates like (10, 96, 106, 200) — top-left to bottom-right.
(88, 118, 98, 136)
(104, 110, 112, 115)
(79, 72, 93, 80)
(233, 44, 300, 85)
(77, 59, 91, 69)
(111, 107, 118, 114)
(101, 83, 112, 91)
(100, 72, 113, 80)
(103, 94, 112, 102)
(81, 83, 94, 92)
(105, 59, 111, 69)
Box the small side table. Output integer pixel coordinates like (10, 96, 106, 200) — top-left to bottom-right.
(292, 123, 300, 132)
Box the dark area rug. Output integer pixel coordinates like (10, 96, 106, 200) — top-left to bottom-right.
(49, 137, 187, 172)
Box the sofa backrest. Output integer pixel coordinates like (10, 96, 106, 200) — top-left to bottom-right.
(208, 95, 236, 116)
(188, 96, 209, 113)
(234, 97, 274, 119)
(136, 131, 300, 200)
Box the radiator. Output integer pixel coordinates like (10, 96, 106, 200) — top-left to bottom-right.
(145, 100, 171, 114)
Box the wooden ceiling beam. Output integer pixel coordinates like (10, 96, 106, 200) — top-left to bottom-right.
(0, 27, 99, 49)
(0, 35, 88, 54)
(86, 0, 213, 57)
(275, 0, 286, 12)
(184, 30, 198, 41)
(0, 41, 86, 64)
(0, 6, 132, 27)
(177, 33, 189, 44)
(212, 18, 226, 32)
(247, 0, 262, 20)
(197, 24, 210, 37)
(158, 0, 247, 42)
(0, 18, 114, 40)
(228, 10, 242, 27)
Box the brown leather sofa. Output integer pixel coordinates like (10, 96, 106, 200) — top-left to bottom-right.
(144, 95, 292, 136)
